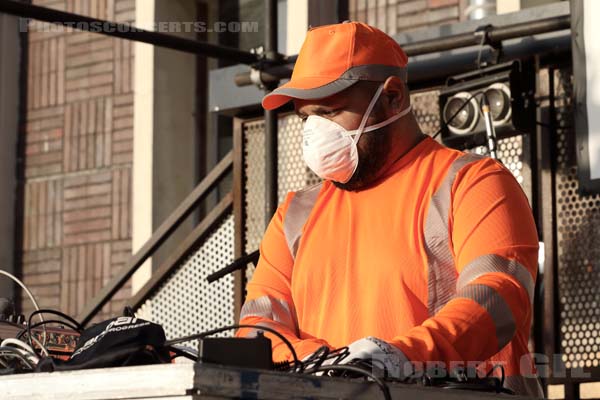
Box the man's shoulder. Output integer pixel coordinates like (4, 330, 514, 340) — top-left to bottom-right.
(294, 181, 323, 195)
(422, 142, 515, 196)
(414, 139, 484, 184)
(451, 153, 522, 200)
(279, 181, 324, 218)
(427, 139, 505, 176)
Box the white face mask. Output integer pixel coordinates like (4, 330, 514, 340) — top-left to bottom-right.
(302, 83, 412, 183)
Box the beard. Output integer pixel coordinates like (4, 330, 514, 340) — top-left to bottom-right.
(333, 124, 394, 192)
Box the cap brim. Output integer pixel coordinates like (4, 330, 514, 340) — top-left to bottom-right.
(262, 77, 358, 110)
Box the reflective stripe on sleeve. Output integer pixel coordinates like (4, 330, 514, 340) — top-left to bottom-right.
(457, 254, 535, 304)
(424, 153, 484, 315)
(455, 283, 516, 350)
(239, 295, 299, 335)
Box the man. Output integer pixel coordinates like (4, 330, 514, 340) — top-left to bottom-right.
(236, 21, 542, 397)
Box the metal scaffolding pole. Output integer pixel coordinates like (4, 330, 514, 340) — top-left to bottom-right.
(0, 0, 260, 65)
(234, 15, 571, 87)
(263, 0, 279, 222)
(402, 14, 570, 56)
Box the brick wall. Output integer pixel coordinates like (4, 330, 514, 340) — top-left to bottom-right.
(349, 0, 461, 35)
(20, 0, 135, 321)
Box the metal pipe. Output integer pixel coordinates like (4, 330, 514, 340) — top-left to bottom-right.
(234, 15, 571, 86)
(264, 0, 279, 222)
(0, 0, 260, 65)
(405, 15, 569, 56)
(408, 31, 570, 89)
(480, 15, 569, 47)
(265, 0, 278, 61)
(234, 63, 293, 87)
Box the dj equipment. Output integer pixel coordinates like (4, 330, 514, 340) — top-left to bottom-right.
(0, 362, 514, 400)
(198, 333, 272, 370)
(0, 320, 79, 361)
(38, 316, 170, 371)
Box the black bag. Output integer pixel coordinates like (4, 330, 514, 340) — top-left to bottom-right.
(37, 316, 170, 371)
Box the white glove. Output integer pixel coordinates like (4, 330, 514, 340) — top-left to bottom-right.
(340, 336, 412, 379)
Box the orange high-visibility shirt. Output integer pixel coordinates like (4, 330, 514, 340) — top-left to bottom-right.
(237, 136, 539, 395)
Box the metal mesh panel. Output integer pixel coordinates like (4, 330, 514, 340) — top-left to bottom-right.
(278, 114, 320, 199)
(553, 68, 600, 369)
(243, 115, 318, 279)
(411, 90, 442, 136)
(136, 215, 235, 346)
(244, 119, 266, 280)
(497, 136, 528, 187)
(468, 135, 531, 198)
(243, 120, 266, 259)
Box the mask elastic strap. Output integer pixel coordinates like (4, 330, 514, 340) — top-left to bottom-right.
(362, 104, 413, 134)
(353, 84, 385, 144)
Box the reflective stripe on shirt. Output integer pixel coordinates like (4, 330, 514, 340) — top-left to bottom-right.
(424, 153, 484, 315)
(283, 182, 323, 260)
(240, 295, 299, 336)
(457, 253, 535, 305)
(455, 283, 516, 350)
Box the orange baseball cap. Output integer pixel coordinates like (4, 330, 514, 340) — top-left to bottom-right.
(262, 21, 408, 110)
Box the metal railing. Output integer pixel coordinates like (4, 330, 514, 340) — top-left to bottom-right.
(77, 152, 233, 326)
(0, 1, 259, 65)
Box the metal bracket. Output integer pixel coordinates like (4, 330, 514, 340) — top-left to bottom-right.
(250, 45, 265, 58)
(249, 68, 265, 90)
(248, 45, 284, 90)
(248, 46, 268, 89)
(474, 24, 503, 68)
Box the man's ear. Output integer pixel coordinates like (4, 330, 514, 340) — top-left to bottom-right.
(382, 76, 406, 113)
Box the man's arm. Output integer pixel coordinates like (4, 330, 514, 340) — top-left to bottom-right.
(235, 192, 330, 362)
(389, 158, 538, 369)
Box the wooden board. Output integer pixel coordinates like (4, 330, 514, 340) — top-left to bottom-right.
(0, 362, 538, 399)
(2, 363, 193, 400)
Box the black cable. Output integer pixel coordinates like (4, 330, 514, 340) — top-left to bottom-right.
(327, 346, 350, 364)
(484, 363, 514, 394)
(485, 363, 505, 387)
(299, 345, 329, 372)
(165, 345, 198, 362)
(272, 360, 293, 371)
(305, 364, 391, 400)
(346, 358, 390, 380)
(26, 309, 83, 354)
(27, 309, 83, 331)
(164, 324, 301, 372)
(16, 319, 81, 340)
(294, 346, 350, 374)
(432, 91, 483, 140)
